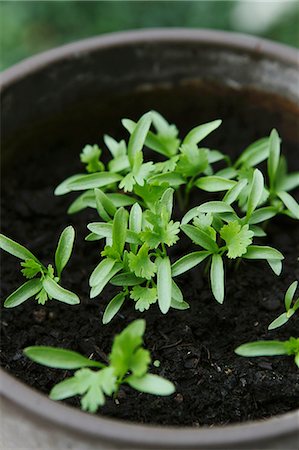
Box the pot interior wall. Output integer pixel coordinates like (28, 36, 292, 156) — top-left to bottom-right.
(2, 39, 299, 170)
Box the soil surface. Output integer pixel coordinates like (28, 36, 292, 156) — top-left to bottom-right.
(1, 88, 299, 426)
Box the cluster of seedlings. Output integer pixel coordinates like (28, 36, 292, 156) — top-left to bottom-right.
(1, 111, 298, 412)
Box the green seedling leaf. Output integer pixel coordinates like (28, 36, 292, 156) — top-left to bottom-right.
(223, 179, 247, 205)
(243, 245, 284, 261)
(129, 203, 143, 234)
(130, 285, 158, 312)
(103, 292, 126, 324)
(197, 201, 234, 214)
(55, 226, 75, 278)
(248, 207, 277, 224)
(172, 251, 210, 277)
(246, 169, 264, 218)
(95, 188, 117, 221)
(87, 223, 141, 245)
(4, 279, 43, 308)
(90, 264, 122, 298)
(235, 341, 288, 357)
(67, 172, 122, 191)
(285, 281, 298, 310)
(148, 172, 185, 186)
(220, 221, 254, 259)
(24, 346, 103, 369)
(157, 257, 172, 314)
(235, 137, 270, 168)
(195, 176, 236, 192)
(268, 312, 291, 330)
(277, 191, 299, 219)
(127, 112, 152, 167)
(110, 272, 144, 286)
(0, 234, 40, 263)
(127, 374, 175, 396)
(112, 207, 128, 255)
(128, 244, 156, 280)
(181, 224, 218, 253)
(21, 259, 42, 279)
(89, 258, 116, 287)
(268, 129, 280, 191)
(55, 174, 85, 196)
(80, 144, 104, 173)
(267, 259, 282, 276)
(183, 119, 221, 146)
(43, 276, 80, 305)
(210, 254, 224, 304)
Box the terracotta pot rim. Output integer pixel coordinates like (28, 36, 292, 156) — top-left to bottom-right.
(1, 369, 298, 448)
(1, 28, 298, 90)
(1, 29, 299, 448)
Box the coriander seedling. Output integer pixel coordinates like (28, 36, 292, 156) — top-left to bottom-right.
(179, 199, 284, 303)
(268, 281, 299, 330)
(235, 337, 299, 368)
(0, 226, 79, 307)
(24, 319, 175, 413)
(86, 188, 189, 321)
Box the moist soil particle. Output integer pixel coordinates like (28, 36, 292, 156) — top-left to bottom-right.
(1, 97, 299, 426)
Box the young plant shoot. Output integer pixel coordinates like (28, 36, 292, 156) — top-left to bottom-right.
(24, 319, 175, 412)
(0, 226, 79, 307)
(235, 337, 299, 368)
(268, 281, 299, 330)
(86, 188, 189, 322)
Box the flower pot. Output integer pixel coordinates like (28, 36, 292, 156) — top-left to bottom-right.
(1, 29, 298, 449)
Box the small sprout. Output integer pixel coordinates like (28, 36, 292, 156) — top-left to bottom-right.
(268, 281, 299, 330)
(24, 319, 175, 413)
(235, 337, 299, 368)
(0, 227, 79, 308)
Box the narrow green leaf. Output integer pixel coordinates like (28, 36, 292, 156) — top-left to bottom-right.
(171, 280, 183, 302)
(248, 207, 277, 224)
(103, 292, 126, 324)
(285, 281, 298, 311)
(157, 257, 172, 314)
(43, 276, 80, 305)
(89, 258, 116, 287)
(197, 201, 234, 214)
(67, 190, 96, 214)
(223, 179, 247, 205)
(235, 341, 288, 357)
(171, 299, 190, 310)
(183, 119, 222, 146)
(127, 373, 175, 395)
(181, 206, 200, 225)
(148, 172, 185, 186)
(129, 203, 143, 234)
(277, 191, 299, 219)
(55, 174, 85, 196)
(268, 129, 280, 190)
(94, 188, 117, 221)
(268, 313, 290, 330)
(90, 265, 122, 298)
(110, 272, 144, 286)
(127, 112, 152, 167)
(235, 137, 269, 168)
(246, 169, 264, 218)
(108, 193, 136, 207)
(210, 254, 224, 304)
(172, 251, 210, 277)
(279, 172, 299, 192)
(0, 234, 40, 263)
(195, 177, 236, 192)
(181, 224, 218, 252)
(50, 377, 80, 400)
(87, 223, 141, 245)
(55, 226, 75, 278)
(267, 259, 282, 276)
(4, 279, 42, 308)
(24, 346, 103, 369)
(112, 207, 128, 254)
(67, 172, 122, 191)
(243, 245, 284, 260)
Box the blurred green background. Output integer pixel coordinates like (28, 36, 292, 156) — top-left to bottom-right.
(1, 0, 298, 71)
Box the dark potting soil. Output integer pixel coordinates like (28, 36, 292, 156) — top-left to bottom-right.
(1, 86, 299, 427)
